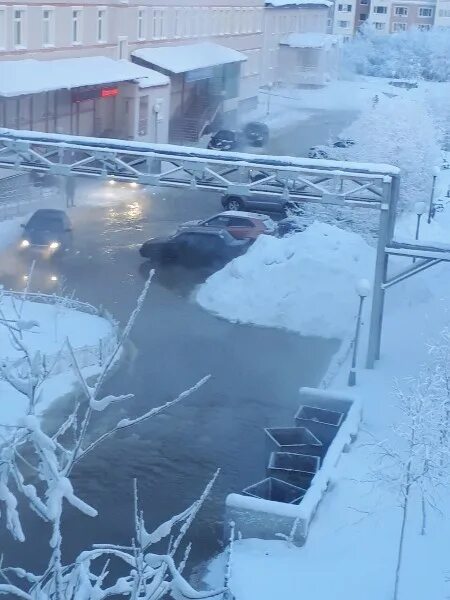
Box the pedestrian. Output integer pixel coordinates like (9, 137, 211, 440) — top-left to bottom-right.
(372, 94, 379, 108)
(65, 176, 76, 207)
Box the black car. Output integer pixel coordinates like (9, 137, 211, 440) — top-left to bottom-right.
(20, 209, 73, 255)
(207, 130, 241, 151)
(139, 227, 251, 270)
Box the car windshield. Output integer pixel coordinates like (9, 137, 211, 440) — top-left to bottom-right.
(26, 214, 64, 231)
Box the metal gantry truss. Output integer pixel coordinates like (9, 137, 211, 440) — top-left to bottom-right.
(3, 127, 448, 371)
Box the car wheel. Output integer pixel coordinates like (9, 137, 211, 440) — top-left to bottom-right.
(224, 197, 244, 211)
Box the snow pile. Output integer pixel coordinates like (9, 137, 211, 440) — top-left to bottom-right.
(196, 222, 375, 339)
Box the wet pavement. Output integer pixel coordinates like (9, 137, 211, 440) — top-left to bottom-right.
(0, 111, 348, 576)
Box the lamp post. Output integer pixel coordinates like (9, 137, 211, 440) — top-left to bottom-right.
(348, 278, 371, 387)
(266, 82, 273, 116)
(413, 201, 426, 264)
(427, 167, 440, 224)
(153, 102, 161, 143)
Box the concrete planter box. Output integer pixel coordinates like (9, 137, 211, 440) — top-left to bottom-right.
(267, 451, 320, 488)
(295, 405, 344, 446)
(243, 477, 306, 505)
(265, 426, 324, 461)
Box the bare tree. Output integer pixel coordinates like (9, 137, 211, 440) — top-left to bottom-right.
(0, 275, 225, 599)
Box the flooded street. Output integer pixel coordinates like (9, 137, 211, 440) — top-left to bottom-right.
(0, 185, 339, 575)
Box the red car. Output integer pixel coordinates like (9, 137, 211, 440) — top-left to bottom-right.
(178, 211, 276, 240)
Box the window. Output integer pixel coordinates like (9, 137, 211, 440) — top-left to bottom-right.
(72, 8, 82, 44)
(338, 20, 350, 27)
(417, 23, 431, 29)
(373, 6, 388, 13)
(13, 8, 26, 48)
(374, 21, 386, 29)
(97, 8, 106, 43)
(234, 8, 240, 33)
(137, 8, 145, 40)
(338, 4, 352, 11)
(152, 8, 164, 39)
(418, 7, 433, 16)
(360, 0, 369, 4)
(393, 21, 406, 30)
(42, 7, 54, 46)
(439, 8, 450, 16)
(0, 9, 5, 49)
(359, 13, 368, 20)
(394, 6, 408, 15)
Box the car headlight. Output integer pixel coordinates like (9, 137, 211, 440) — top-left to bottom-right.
(49, 241, 60, 250)
(50, 275, 58, 282)
(20, 239, 30, 248)
(109, 180, 116, 185)
(130, 182, 138, 188)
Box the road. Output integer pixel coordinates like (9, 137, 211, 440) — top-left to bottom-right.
(0, 110, 351, 577)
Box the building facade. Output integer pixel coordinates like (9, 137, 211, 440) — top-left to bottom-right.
(0, 0, 332, 144)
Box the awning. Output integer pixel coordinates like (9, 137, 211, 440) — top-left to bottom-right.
(0, 56, 169, 97)
(131, 42, 247, 75)
(280, 33, 339, 49)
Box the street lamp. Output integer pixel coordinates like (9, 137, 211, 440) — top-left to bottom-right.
(153, 102, 161, 143)
(266, 82, 273, 116)
(348, 278, 371, 387)
(413, 201, 426, 264)
(427, 167, 440, 224)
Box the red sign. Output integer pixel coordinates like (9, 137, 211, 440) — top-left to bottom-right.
(101, 87, 119, 98)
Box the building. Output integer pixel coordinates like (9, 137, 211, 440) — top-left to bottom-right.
(263, 0, 332, 84)
(0, 0, 332, 144)
(278, 32, 340, 85)
(435, 0, 450, 25)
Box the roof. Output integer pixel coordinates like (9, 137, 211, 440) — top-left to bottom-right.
(280, 33, 339, 49)
(132, 42, 247, 75)
(220, 211, 274, 221)
(0, 56, 169, 97)
(266, 0, 332, 7)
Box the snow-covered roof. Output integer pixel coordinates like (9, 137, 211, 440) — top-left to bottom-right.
(0, 56, 169, 97)
(280, 33, 339, 49)
(266, 0, 332, 7)
(132, 42, 247, 74)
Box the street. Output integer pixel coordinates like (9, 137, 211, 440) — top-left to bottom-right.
(0, 110, 351, 574)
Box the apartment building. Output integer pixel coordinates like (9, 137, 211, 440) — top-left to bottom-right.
(330, 0, 443, 34)
(0, 0, 331, 144)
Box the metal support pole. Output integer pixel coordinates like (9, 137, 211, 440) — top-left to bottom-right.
(427, 172, 437, 224)
(366, 179, 393, 368)
(348, 295, 365, 387)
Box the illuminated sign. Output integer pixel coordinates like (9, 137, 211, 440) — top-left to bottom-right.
(101, 87, 119, 98)
(72, 86, 120, 103)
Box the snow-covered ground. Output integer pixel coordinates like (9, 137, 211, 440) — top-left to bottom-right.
(197, 222, 375, 339)
(203, 170, 450, 599)
(0, 294, 116, 426)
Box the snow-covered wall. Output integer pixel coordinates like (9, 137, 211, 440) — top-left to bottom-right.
(225, 387, 362, 545)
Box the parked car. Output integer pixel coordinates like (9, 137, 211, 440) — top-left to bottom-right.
(20, 209, 73, 255)
(307, 145, 331, 159)
(107, 179, 140, 190)
(207, 130, 241, 151)
(178, 211, 276, 240)
(277, 216, 307, 237)
(221, 191, 298, 215)
(139, 227, 251, 269)
(242, 121, 269, 147)
(332, 138, 355, 148)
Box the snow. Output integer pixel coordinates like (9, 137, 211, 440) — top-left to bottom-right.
(0, 57, 168, 97)
(132, 42, 247, 74)
(196, 221, 375, 339)
(280, 33, 339, 49)
(0, 295, 115, 426)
